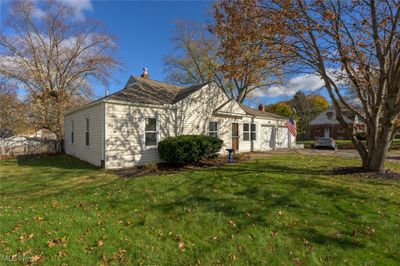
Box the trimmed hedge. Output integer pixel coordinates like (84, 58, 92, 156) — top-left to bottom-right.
(158, 135, 223, 165)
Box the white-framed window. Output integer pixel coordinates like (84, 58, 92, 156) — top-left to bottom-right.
(208, 121, 218, 138)
(71, 120, 74, 144)
(145, 117, 157, 146)
(243, 123, 256, 141)
(251, 123, 257, 141)
(243, 123, 250, 141)
(85, 117, 90, 146)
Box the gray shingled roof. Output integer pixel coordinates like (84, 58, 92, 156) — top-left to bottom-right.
(240, 104, 289, 120)
(103, 76, 209, 105)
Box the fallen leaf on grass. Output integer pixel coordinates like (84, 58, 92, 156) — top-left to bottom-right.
(30, 254, 42, 263)
(47, 236, 67, 247)
(56, 250, 68, 259)
(113, 249, 126, 262)
(35, 216, 45, 222)
(178, 241, 185, 252)
(97, 239, 104, 247)
(228, 220, 236, 227)
(231, 254, 237, 262)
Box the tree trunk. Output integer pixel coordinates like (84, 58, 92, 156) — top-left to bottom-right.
(360, 118, 394, 173)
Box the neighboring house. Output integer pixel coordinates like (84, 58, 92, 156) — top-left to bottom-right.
(309, 106, 365, 140)
(64, 74, 296, 169)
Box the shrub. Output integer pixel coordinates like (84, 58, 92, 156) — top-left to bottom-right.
(356, 132, 367, 140)
(158, 135, 223, 165)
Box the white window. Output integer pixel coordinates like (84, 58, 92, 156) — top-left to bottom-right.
(243, 123, 250, 141)
(85, 117, 89, 146)
(251, 123, 257, 141)
(243, 123, 256, 141)
(208, 121, 218, 138)
(71, 120, 74, 144)
(145, 118, 157, 146)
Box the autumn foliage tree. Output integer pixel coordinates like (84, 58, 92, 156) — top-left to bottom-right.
(0, 0, 119, 150)
(215, 0, 400, 172)
(164, 1, 284, 103)
(0, 82, 31, 137)
(265, 91, 329, 138)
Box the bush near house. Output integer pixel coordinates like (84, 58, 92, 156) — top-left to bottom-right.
(158, 135, 223, 165)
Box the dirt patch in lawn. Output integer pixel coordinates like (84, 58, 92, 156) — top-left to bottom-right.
(111, 153, 252, 178)
(333, 167, 400, 180)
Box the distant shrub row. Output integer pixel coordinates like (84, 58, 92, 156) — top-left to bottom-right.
(158, 135, 223, 165)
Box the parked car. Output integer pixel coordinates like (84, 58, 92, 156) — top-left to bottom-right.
(313, 137, 337, 150)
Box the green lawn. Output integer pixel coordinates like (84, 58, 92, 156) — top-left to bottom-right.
(297, 139, 400, 149)
(0, 154, 399, 265)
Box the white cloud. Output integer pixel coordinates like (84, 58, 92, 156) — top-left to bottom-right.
(63, 0, 93, 19)
(254, 69, 347, 97)
(32, 0, 93, 20)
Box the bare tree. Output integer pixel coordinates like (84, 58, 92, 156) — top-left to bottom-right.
(0, 0, 119, 150)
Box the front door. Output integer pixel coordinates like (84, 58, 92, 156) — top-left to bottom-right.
(324, 128, 330, 138)
(232, 123, 239, 150)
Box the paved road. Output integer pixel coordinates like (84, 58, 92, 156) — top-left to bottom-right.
(256, 148, 400, 162)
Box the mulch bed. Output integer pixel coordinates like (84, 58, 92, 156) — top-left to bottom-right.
(111, 153, 252, 178)
(333, 167, 400, 180)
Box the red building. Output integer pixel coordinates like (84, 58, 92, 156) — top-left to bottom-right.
(309, 107, 365, 140)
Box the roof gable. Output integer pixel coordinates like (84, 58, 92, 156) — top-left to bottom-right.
(214, 99, 247, 117)
(105, 76, 210, 105)
(240, 104, 289, 120)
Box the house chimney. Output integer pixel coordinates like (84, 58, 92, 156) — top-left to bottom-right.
(258, 104, 264, 112)
(141, 67, 149, 79)
(105, 87, 109, 96)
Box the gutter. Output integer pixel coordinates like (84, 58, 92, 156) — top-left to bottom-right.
(64, 99, 177, 116)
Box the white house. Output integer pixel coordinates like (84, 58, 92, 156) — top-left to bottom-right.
(64, 75, 296, 169)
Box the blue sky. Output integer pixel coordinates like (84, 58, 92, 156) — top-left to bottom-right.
(0, 0, 329, 106)
(85, 0, 213, 97)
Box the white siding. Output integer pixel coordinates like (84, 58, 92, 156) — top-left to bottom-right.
(65, 82, 296, 169)
(64, 103, 104, 166)
(104, 103, 175, 169)
(238, 117, 286, 152)
(174, 83, 228, 135)
(174, 84, 246, 152)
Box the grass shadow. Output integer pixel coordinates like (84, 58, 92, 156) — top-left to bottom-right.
(16, 154, 98, 170)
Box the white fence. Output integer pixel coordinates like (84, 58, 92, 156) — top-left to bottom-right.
(0, 136, 57, 157)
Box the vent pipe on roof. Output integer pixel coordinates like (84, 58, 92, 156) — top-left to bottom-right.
(105, 87, 109, 96)
(141, 67, 150, 79)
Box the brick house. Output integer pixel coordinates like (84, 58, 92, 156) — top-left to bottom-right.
(309, 107, 365, 140)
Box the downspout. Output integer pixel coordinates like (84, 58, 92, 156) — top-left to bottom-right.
(251, 116, 255, 152)
(101, 102, 106, 168)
